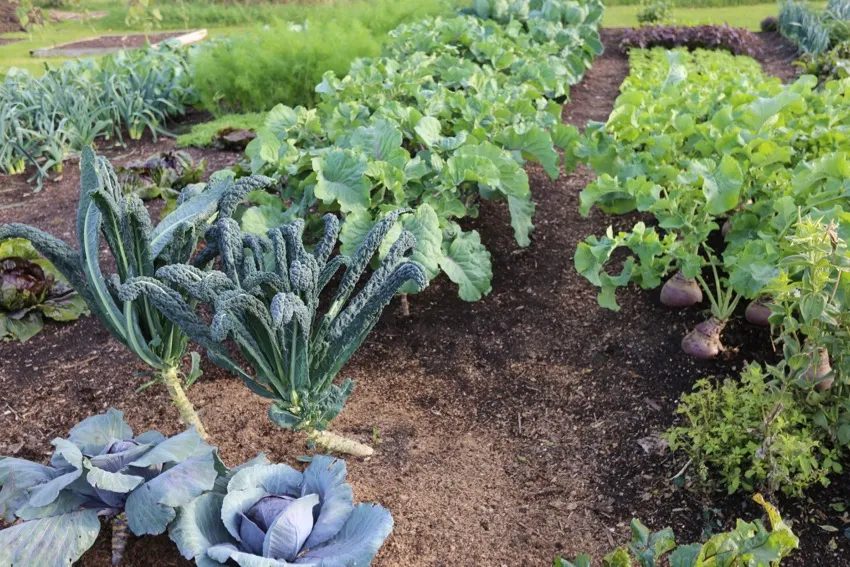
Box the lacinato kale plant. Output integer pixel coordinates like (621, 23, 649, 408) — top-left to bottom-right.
(0, 408, 218, 566)
(0, 148, 269, 437)
(119, 200, 427, 456)
(555, 495, 798, 567)
(170, 455, 393, 567)
(0, 237, 88, 342)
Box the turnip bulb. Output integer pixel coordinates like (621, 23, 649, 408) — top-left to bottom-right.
(745, 299, 772, 326)
(803, 349, 833, 391)
(660, 271, 703, 307)
(681, 317, 726, 359)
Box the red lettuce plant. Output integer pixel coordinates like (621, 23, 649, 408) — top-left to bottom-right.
(621, 25, 761, 57)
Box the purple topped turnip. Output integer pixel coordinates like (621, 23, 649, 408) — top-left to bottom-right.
(660, 271, 703, 307)
(682, 317, 726, 359)
(803, 348, 833, 391)
(745, 298, 772, 326)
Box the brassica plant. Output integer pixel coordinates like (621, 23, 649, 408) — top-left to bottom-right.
(170, 455, 393, 567)
(0, 408, 219, 566)
(555, 495, 798, 566)
(119, 199, 427, 456)
(117, 150, 207, 213)
(0, 148, 272, 438)
(0, 237, 88, 342)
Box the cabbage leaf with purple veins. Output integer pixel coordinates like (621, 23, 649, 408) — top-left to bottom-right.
(0, 408, 219, 566)
(170, 455, 393, 567)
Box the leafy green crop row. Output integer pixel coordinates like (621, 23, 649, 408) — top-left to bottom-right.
(0, 43, 196, 189)
(239, 0, 604, 302)
(575, 46, 850, 494)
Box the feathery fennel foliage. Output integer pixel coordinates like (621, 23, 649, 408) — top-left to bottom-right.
(120, 197, 428, 456)
(0, 148, 268, 438)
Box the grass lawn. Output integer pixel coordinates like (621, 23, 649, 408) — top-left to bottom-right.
(604, 2, 825, 29)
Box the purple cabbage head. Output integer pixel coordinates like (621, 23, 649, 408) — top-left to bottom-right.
(170, 455, 393, 567)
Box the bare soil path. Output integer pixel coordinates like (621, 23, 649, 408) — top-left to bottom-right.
(0, 31, 846, 566)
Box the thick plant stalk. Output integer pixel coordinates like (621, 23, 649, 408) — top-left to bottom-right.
(161, 366, 208, 440)
(111, 513, 130, 566)
(307, 429, 374, 458)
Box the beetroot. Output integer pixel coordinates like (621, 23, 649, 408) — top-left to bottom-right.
(745, 299, 771, 326)
(660, 271, 703, 307)
(682, 317, 726, 359)
(803, 349, 833, 391)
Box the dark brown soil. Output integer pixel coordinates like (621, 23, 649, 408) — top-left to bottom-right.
(754, 31, 802, 83)
(56, 31, 187, 50)
(0, 1, 21, 34)
(1, 30, 847, 567)
(0, 37, 21, 46)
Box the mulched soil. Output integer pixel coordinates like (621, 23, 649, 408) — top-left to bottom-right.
(55, 31, 188, 50)
(1, 30, 848, 566)
(0, 1, 21, 34)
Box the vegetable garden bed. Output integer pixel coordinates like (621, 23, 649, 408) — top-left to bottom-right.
(30, 30, 207, 57)
(0, 24, 847, 567)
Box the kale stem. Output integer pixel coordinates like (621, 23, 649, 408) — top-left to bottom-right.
(306, 429, 373, 458)
(161, 366, 208, 440)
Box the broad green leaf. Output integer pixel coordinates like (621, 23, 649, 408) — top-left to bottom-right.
(508, 195, 535, 247)
(496, 124, 560, 179)
(313, 149, 370, 213)
(700, 155, 743, 216)
(439, 226, 492, 302)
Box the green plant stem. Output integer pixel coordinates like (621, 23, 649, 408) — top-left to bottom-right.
(161, 366, 208, 440)
(307, 429, 374, 458)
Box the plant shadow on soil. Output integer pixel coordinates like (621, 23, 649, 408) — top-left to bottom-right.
(0, 30, 847, 567)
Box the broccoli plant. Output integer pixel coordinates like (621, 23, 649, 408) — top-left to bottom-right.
(0, 237, 88, 342)
(170, 455, 393, 567)
(0, 148, 272, 438)
(119, 202, 427, 456)
(0, 408, 218, 566)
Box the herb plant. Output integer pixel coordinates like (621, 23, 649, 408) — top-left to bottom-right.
(0, 149, 262, 438)
(0, 237, 88, 342)
(636, 0, 672, 24)
(170, 455, 393, 567)
(555, 494, 798, 567)
(0, 408, 218, 566)
(119, 204, 427, 456)
(665, 362, 839, 496)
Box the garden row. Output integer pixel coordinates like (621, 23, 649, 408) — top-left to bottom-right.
(0, 44, 195, 189)
(575, 45, 850, 497)
(232, 0, 604, 302)
(0, 1, 608, 565)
